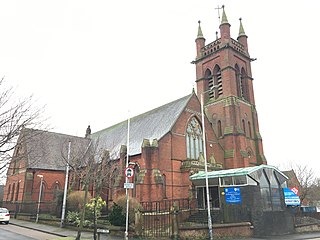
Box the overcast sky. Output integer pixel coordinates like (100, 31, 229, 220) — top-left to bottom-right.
(0, 0, 319, 178)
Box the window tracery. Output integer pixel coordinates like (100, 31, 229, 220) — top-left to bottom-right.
(186, 117, 203, 160)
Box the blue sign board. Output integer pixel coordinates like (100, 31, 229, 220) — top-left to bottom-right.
(283, 188, 300, 206)
(225, 187, 242, 204)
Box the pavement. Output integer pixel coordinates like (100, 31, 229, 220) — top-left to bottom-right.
(8, 218, 320, 240)
(9, 218, 122, 239)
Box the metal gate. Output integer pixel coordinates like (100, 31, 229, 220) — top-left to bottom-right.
(142, 209, 172, 238)
(140, 199, 190, 238)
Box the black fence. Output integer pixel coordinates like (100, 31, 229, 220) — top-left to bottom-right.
(2, 201, 60, 218)
(140, 198, 191, 212)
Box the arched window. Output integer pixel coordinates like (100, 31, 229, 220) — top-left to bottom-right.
(11, 183, 15, 202)
(162, 174, 167, 199)
(235, 64, 242, 97)
(110, 168, 118, 200)
(39, 181, 46, 201)
(213, 65, 222, 98)
(7, 184, 11, 201)
(205, 69, 214, 99)
(248, 121, 252, 138)
(15, 182, 20, 201)
(186, 117, 203, 160)
(53, 181, 61, 201)
(133, 165, 140, 198)
(242, 119, 246, 136)
(241, 68, 249, 101)
(53, 181, 61, 190)
(217, 120, 222, 137)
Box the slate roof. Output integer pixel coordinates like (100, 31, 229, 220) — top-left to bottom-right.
(91, 94, 193, 157)
(21, 128, 91, 171)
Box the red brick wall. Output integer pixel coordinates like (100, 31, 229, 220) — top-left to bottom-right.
(4, 169, 66, 203)
(114, 94, 226, 203)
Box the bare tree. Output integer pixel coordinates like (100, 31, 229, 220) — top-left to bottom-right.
(60, 137, 120, 240)
(0, 77, 46, 180)
(287, 163, 317, 204)
(308, 178, 320, 206)
(91, 148, 118, 240)
(58, 138, 93, 240)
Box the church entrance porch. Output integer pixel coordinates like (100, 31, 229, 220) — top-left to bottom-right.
(190, 165, 296, 236)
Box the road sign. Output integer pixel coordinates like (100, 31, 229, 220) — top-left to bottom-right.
(224, 187, 242, 204)
(124, 182, 134, 189)
(124, 167, 134, 178)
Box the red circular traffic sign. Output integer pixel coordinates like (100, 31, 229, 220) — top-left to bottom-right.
(124, 167, 134, 178)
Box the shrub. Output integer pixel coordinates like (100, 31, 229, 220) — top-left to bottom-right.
(109, 203, 126, 226)
(85, 197, 106, 221)
(66, 211, 91, 227)
(113, 195, 142, 225)
(66, 211, 80, 225)
(67, 191, 92, 212)
(66, 197, 106, 227)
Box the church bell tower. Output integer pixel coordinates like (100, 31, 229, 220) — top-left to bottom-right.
(192, 6, 267, 169)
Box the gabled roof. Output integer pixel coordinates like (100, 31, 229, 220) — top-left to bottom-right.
(91, 94, 193, 157)
(21, 128, 91, 171)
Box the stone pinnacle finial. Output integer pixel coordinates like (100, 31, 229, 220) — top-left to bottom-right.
(238, 18, 246, 37)
(197, 20, 204, 39)
(221, 5, 229, 25)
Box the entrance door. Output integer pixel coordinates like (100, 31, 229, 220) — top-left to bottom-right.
(196, 186, 220, 209)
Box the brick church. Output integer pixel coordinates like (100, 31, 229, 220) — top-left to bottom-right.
(3, 7, 267, 208)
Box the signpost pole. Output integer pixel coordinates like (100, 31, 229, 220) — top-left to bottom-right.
(200, 92, 213, 240)
(125, 116, 130, 240)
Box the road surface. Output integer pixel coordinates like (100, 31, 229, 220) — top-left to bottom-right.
(0, 223, 58, 240)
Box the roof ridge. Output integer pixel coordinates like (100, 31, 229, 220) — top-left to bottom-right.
(92, 94, 192, 135)
(23, 128, 87, 140)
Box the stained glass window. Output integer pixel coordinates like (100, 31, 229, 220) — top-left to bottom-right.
(186, 117, 203, 159)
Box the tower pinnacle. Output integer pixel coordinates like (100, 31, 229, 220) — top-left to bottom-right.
(238, 18, 246, 37)
(220, 5, 229, 25)
(237, 18, 248, 52)
(197, 20, 204, 39)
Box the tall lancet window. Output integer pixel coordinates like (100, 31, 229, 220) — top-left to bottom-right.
(186, 117, 203, 160)
(213, 65, 222, 99)
(241, 68, 249, 101)
(235, 64, 243, 98)
(205, 69, 214, 99)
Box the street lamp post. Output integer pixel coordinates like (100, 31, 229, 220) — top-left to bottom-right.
(200, 88, 216, 240)
(125, 115, 130, 240)
(60, 141, 71, 227)
(36, 174, 44, 223)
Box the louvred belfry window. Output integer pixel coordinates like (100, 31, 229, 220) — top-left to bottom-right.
(186, 117, 203, 159)
(213, 65, 222, 99)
